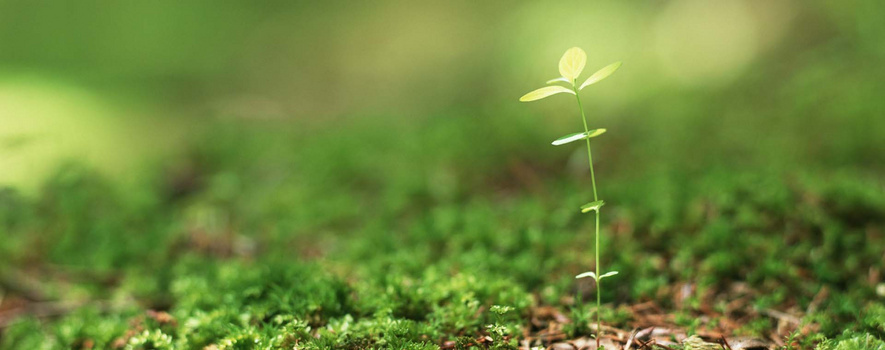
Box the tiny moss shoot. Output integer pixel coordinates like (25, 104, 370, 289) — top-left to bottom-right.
(520, 47, 622, 349)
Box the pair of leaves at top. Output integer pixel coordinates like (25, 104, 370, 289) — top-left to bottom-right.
(575, 270, 618, 281)
(519, 47, 622, 102)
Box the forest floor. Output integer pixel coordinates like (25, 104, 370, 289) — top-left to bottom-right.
(1, 115, 884, 349)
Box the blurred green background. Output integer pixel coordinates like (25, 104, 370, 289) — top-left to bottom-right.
(2, 1, 882, 189)
(1, 1, 885, 348)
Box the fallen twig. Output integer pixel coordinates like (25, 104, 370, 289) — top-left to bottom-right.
(0, 298, 133, 329)
(806, 286, 828, 315)
(720, 335, 732, 350)
(653, 342, 675, 350)
(760, 308, 801, 325)
(625, 329, 638, 349)
(0, 269, 52, 301)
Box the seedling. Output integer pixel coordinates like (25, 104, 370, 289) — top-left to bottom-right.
(520, 47, 621, 348)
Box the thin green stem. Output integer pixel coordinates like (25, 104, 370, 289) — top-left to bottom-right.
(574, 92, 599, 202)
(595, 210, 600, 346)
(573, 85, 602, 348)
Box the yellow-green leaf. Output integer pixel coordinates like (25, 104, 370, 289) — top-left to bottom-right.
(586, 128, 607, 138)
(579, 61, 622, 90)
(580, 200, 605, 213)
(519, 86, 575, 102)
(558, 47, 586, 82)
(546, 77, 571, 85)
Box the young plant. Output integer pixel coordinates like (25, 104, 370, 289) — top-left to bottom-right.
(520, 47, 621, 348)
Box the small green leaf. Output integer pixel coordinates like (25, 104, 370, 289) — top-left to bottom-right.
(579, 61, 622, 90)
(598, 271, 619, 280)
(581, 200, 605, 213)
(586, 128, 607, 138)
(546, 77, 572, 85)
(559, 47, 587, 82)
(519, 86, 575, 102)
(575, 271, 596, 280)
(552, 132, 584, 146)
(490, 305, 513, 315)
(551, 128, 607, 145)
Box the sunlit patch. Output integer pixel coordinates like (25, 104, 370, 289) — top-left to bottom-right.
(0, 75, 184, 192)
(652, 0, 760, 86)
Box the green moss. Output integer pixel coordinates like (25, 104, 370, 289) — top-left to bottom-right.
(1, 109, 883, 348)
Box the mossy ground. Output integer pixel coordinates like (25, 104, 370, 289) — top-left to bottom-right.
(1, 103, 884, 349)
(2, 1, 885, 349)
